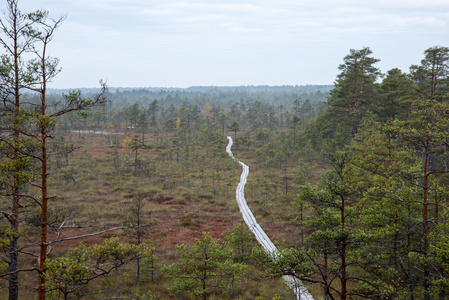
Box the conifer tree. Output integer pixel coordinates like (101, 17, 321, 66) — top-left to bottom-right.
(317, 47, 381, 149)
(0, 1, 46, 298)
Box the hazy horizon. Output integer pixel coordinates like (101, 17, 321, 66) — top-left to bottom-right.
(47, 84, 334, 90)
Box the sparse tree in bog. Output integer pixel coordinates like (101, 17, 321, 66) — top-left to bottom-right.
(141, 246, 158, 282)
(148, 98, 159, 127)
(162, 232, 246, 300)
(218, 108, 226, 136)
(126, 103, 140, 128)
(129, 134, 140, 174)
(226, 222, 255, 263)
(203, 101, 214, 122)
(137, 111, 148, 145)
(228, 121, 239, 136)
(124, 195, 150, 284)
(279, 104, 284, 128)
(290, 115, 300, 147)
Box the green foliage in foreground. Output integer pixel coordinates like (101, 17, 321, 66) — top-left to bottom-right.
(45, 238, 143, 300)
(162, 232, 247, 299)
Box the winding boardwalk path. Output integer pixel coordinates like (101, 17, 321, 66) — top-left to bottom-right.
(226, 136, 314, 300)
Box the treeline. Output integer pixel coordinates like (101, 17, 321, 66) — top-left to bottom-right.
(49, 85, 329, 146)
(47, 84, 333, 107)
(37, 84, 331, 133)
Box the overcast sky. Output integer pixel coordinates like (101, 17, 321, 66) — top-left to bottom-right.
(13, 0, 449, 89)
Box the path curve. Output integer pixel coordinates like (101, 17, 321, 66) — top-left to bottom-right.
(226, 136, 314, 300)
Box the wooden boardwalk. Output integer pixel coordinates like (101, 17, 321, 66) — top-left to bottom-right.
(226, 136, 314, 300)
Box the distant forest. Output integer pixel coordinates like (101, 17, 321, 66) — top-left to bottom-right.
(46, 84, 333, 109)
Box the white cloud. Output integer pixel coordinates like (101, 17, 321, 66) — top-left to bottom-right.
(11, 0, 449, 88)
